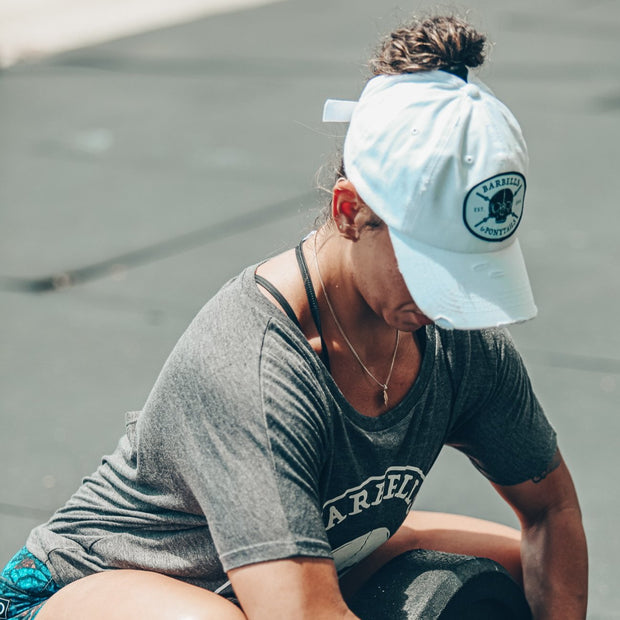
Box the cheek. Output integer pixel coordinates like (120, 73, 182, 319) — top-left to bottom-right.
(353, 228, 417, 309)
(382, 257, 413, 300)
(375, 267, 432, 326)
(370, 265, 415, 311)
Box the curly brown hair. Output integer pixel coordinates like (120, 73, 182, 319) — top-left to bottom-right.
(369, 15, 486, 77)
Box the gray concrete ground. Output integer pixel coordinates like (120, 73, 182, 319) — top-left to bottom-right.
(1, 0, 619, 617)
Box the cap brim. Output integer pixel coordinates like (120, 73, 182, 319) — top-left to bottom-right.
(389, 230, 537, 330)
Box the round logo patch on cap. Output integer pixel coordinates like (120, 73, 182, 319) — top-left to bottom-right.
(463, 172, 526, 242)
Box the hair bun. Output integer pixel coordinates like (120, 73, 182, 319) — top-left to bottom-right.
(370, 15, 487, 77)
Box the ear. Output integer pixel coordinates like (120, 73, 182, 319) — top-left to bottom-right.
(332, 178, 364, 241)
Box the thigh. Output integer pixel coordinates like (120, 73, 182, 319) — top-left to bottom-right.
(36, 570, 246, 620)
(340, 510, 522, 598)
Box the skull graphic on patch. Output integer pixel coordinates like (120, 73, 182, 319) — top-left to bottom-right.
(463, 172, 526, 242)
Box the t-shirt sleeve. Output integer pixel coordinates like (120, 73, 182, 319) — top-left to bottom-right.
(446, 329, 558, 486)
(141, 315, 334, 573)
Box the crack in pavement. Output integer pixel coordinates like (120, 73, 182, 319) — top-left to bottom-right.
(0, 191, 315, 293)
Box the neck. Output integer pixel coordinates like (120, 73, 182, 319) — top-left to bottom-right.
(309, 228, 397, 359)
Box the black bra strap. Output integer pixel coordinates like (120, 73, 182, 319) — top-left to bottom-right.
(254, 274, 302, 330)
(295, 241, 331, 371)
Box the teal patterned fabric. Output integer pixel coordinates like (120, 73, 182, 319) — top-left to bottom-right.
(0, 547, 59, 619)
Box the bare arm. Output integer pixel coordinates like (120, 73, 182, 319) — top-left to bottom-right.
(493, 450, 588, 619)
(229, 557, 360, 620)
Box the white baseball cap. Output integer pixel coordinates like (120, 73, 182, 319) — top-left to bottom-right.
(323, 69, 536, 330)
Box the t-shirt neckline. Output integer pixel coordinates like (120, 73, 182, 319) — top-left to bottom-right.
(243, 264, 436, 431)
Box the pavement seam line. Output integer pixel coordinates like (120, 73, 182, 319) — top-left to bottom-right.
(0, 191, 315, 293)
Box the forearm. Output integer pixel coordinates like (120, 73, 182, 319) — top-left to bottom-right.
(230, 558, 361, 620)
(521, 506, 588, 619)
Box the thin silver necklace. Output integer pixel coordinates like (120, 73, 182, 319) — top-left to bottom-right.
(312, 233, 400, 408)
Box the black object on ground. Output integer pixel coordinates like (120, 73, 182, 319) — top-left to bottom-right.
(348, 549, 532, 620)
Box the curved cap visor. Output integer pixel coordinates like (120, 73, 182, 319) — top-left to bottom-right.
(389, 231, 537, 330)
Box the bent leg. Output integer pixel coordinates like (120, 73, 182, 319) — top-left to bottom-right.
(340, 510, 522, 599)
(37, 570, 246, 620)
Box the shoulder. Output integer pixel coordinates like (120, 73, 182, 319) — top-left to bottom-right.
(435, 326, 518, 363)
(432, 326, 530, 410)
(189, 267, 267, 337)
(471, 327, 519, 365)
(142, 268, 275, 408)
(141, 265, 329, 428)
(176, 266, 283, 362)
(432, 326, 511, 378)
(160, 266, 323, 394)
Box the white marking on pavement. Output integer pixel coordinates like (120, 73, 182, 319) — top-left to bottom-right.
(0, 0, 284, 67)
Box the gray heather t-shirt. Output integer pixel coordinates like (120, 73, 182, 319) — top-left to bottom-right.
(27, 265, 557, 594)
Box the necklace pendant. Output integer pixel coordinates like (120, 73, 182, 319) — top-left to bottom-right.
(383, 388, 389, 407)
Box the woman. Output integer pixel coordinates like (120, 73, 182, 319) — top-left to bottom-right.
(1, 15, 587, 620)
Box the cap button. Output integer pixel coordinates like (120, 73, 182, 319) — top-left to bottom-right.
(463, 84, 481, 100)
